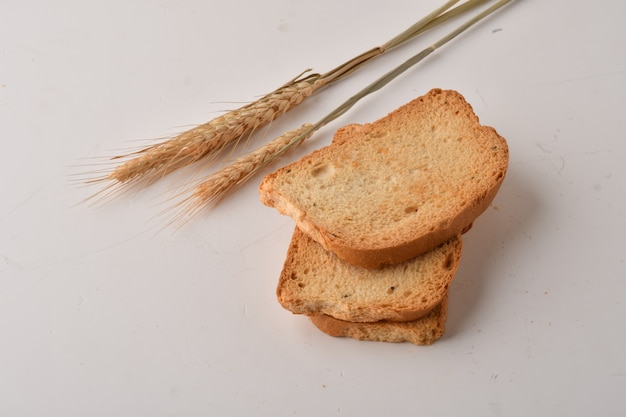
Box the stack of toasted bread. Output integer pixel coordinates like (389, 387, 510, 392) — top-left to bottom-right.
(259, 89, 509, 345)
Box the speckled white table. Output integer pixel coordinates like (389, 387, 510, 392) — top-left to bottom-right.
(1, 1, 625, 415)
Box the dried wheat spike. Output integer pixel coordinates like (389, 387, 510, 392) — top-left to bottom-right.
(108, 76, 325, 187)
(175, 123, 315, 221)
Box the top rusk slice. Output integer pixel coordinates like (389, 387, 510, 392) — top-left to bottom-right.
(259, 89, 509, 269)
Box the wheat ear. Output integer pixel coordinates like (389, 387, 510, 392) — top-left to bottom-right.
(104, 74, 324, 186)
(173, 124, 315, 222)
(87, 0, 490, 198)
(179, 0, 514, 218)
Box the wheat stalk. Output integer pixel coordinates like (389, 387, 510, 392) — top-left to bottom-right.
(178, 0, 514, 218)
(86, 0, 490, 199)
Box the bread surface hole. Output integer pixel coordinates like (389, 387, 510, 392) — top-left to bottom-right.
(443, 253, 455, 270)
(310, 163, 335, 179)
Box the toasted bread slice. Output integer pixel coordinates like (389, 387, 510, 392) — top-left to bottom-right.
(277, 227, 461, 323)
(309, 293, 448, 345)
(260, 89, 508, 268)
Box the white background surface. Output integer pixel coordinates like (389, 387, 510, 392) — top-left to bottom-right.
(1, 0, 625, 415)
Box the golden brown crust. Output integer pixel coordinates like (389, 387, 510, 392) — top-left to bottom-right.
(309, 293, 449, 345)
(276, 228, 461, 323)
(259, 88, 508, 269)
